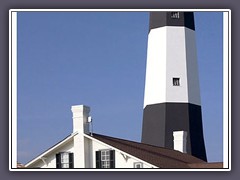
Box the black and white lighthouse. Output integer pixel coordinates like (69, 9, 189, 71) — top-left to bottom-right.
(141, 12, 207, 161)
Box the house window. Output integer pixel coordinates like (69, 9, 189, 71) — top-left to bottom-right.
(101, 150, 110, 168)
(171, 12, 180, 19)
(173, 78, 180, 86)
(134, 162, 143, 168)
(56, 152, 74, 168)
(96, 150, 115, 168)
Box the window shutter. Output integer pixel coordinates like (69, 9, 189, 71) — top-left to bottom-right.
(56, 153, 61, 168)
(96, 151, 101, 168)
(110, 150, 115, 168)
(69, 153, 74, 168)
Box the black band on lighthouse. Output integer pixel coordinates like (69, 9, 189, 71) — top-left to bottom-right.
(141, 103, 207, 162)
(149, 12, 195, 31)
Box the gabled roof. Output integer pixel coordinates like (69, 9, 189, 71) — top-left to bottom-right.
(24, 132, 222, 169)
(92, 133, 205, 168)
(25, 132, 78, 167)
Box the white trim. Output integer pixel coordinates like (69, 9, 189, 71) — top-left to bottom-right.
(40, 157, 48, 166)
(9, 11, 17, 170)
(9, 9, 230, 12)
(10, 9, 231, 171)
(25, 132, 78, 167)
(11, 168, 227, 172)
(223, 11, 231, 170)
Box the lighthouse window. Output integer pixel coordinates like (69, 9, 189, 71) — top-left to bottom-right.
(173, 78, 180, 86)
(171, 12, 180, 19)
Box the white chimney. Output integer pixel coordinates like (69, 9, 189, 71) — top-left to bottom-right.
(71, 105, 91, 168)
(71, 105, 90, 134)
(173, 131, 187, 153)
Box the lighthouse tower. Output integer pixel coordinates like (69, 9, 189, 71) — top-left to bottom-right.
(141, 12, 207, 161)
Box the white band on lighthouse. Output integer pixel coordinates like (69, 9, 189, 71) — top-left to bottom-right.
(143, 26, 201, 108)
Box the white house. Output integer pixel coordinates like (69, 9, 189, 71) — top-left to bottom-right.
(24, 105, 155, 168)
(24, 105, 222, 169)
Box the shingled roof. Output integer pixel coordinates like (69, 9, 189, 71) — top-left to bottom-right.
(92, 133, 206, 168)
(24, 131, 223, 169)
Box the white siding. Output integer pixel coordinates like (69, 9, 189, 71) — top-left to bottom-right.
(26, 134, 156, 169)
(84, 137, 93, 168)
(27, 140, 74, 168)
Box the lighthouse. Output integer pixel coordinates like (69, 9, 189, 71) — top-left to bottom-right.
(141, 12, 207, 161)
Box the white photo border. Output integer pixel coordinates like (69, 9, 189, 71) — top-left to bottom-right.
(9, 9, 231, 171)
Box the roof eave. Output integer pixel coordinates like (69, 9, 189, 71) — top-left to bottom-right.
(24, 132, 78, 167)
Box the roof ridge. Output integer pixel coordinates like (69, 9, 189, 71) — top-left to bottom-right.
(93, 133, 171, 149)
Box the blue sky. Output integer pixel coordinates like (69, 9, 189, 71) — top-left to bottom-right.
(17, 11, 223, 164)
